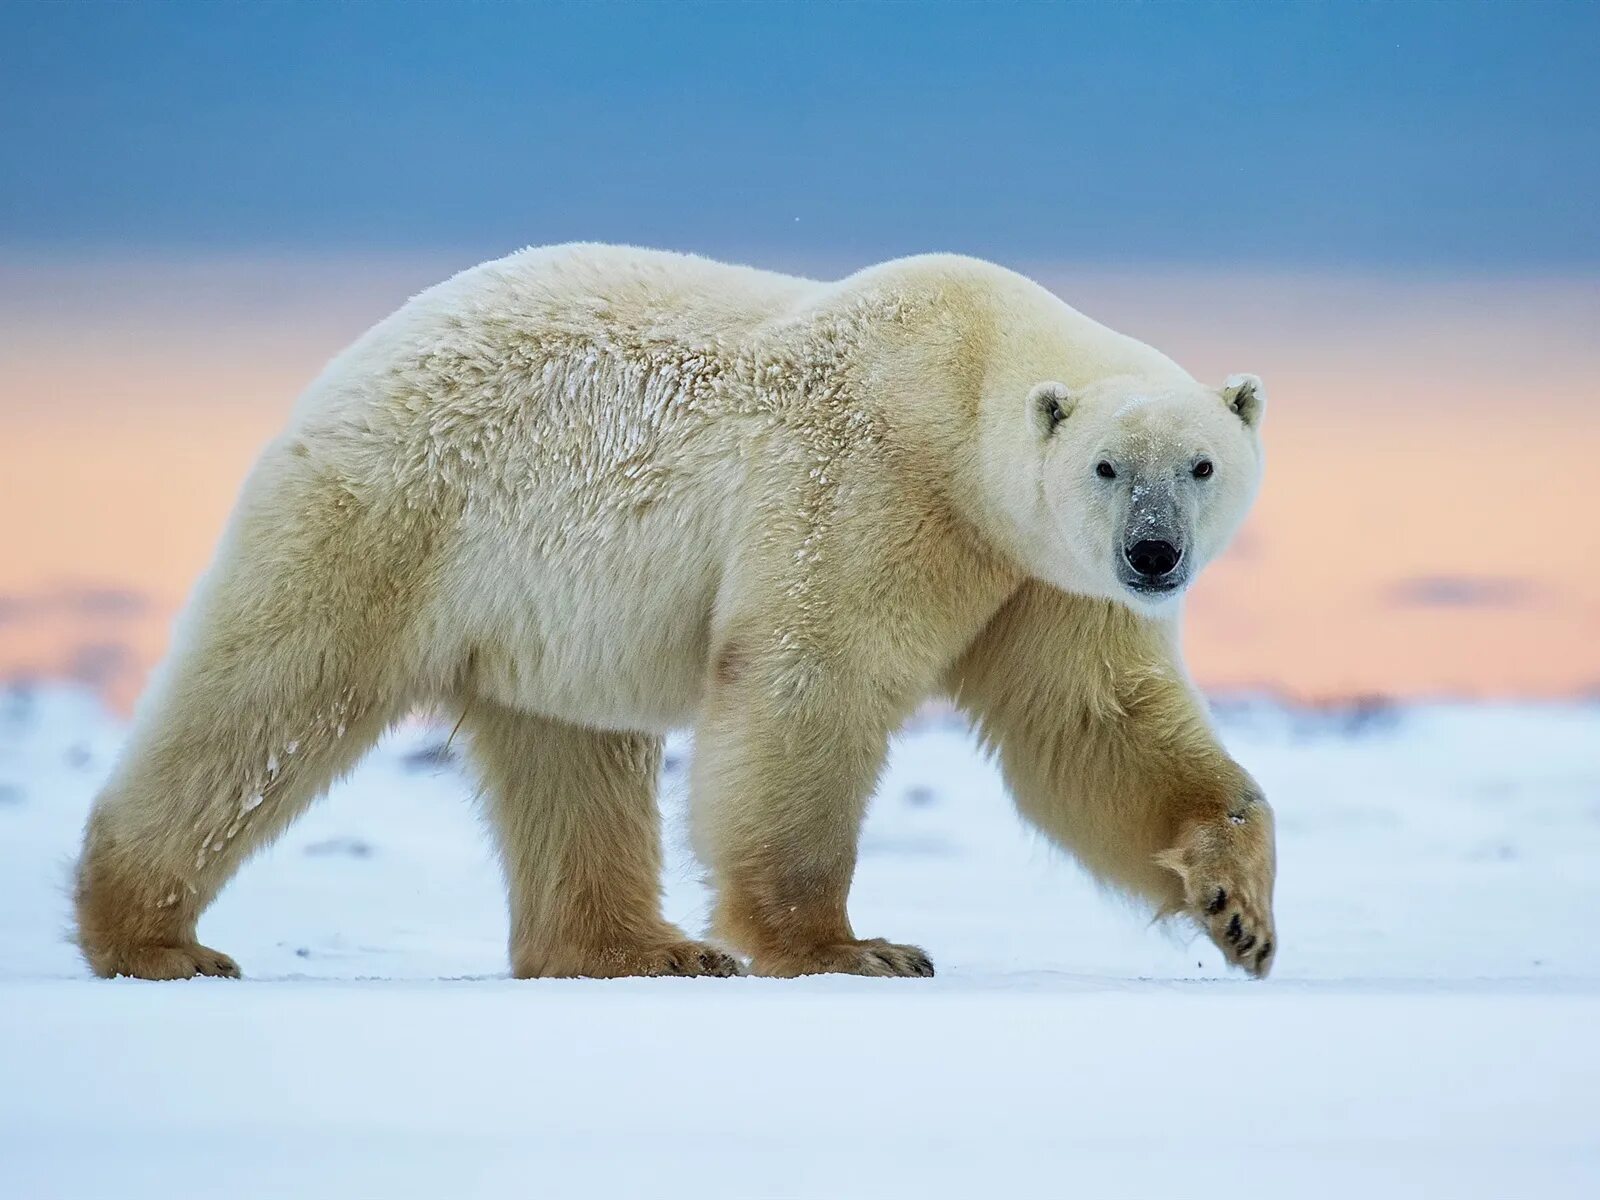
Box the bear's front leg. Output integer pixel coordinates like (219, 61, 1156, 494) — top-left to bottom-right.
(691, 654, 934, 978)
(952, 583, 1279, 977)
(999, 692, 1278, 977)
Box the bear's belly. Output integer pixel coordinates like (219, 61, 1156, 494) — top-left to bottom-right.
(468, 592, 716, 734)
(443, 496, 731, 735)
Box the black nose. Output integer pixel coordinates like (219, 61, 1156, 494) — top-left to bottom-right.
(1126, 539, 1181, 578)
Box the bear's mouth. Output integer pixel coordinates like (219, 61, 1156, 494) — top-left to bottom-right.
(1117, 564, 1189, 599)
(1123, 576, 1185, 597)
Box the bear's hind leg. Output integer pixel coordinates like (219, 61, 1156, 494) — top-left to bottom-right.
(464, 701, 739, 978)
(74, 449, 421, 979)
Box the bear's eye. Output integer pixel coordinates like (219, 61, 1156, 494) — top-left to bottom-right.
(1095, 461, 1117, 480)
(1193, 460, 1214, 480)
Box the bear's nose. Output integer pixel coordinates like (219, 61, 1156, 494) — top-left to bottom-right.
(1126, 539, 1181, 578)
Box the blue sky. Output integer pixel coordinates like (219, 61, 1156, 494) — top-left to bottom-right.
(4, 3, 1599, 700)
(3, 0, 1597, 269)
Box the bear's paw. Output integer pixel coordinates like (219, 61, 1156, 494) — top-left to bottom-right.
(1156, 801, 1277, 978)
(752, 938, 935, 979)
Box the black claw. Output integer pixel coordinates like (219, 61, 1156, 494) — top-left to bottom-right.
(1206, 889, 1228, 915)
(1226, 914, 1243, 943)
(1237, 934, 1257, 954)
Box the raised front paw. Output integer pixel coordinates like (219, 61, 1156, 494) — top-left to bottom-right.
(1156, 797, 1278, 977)
(752, 938, 935, 979)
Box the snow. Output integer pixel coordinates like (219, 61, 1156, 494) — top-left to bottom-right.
(1, 684, 1597, 1197)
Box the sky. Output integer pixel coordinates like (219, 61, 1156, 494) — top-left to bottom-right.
(2, 1, 1599, 704)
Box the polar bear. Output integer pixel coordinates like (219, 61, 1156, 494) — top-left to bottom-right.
(74, 244, 1276, 981)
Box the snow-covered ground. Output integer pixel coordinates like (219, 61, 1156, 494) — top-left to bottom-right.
(1, 684, 1597, 1197)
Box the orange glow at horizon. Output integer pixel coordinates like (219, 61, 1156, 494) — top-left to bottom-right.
(2, 256, 1598, 709)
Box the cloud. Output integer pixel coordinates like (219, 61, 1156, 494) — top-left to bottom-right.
(66, 641, 138, 689)
(0, 584, 154, 626)
(1384, 575, 1540, 609)
(66, 587, 150, 618)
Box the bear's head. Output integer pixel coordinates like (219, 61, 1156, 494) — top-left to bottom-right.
(1017, 373, 1265, 611)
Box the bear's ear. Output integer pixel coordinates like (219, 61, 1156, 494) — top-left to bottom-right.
(1221, 373, 1266, 428)
(1028, 381, 1075, 437)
